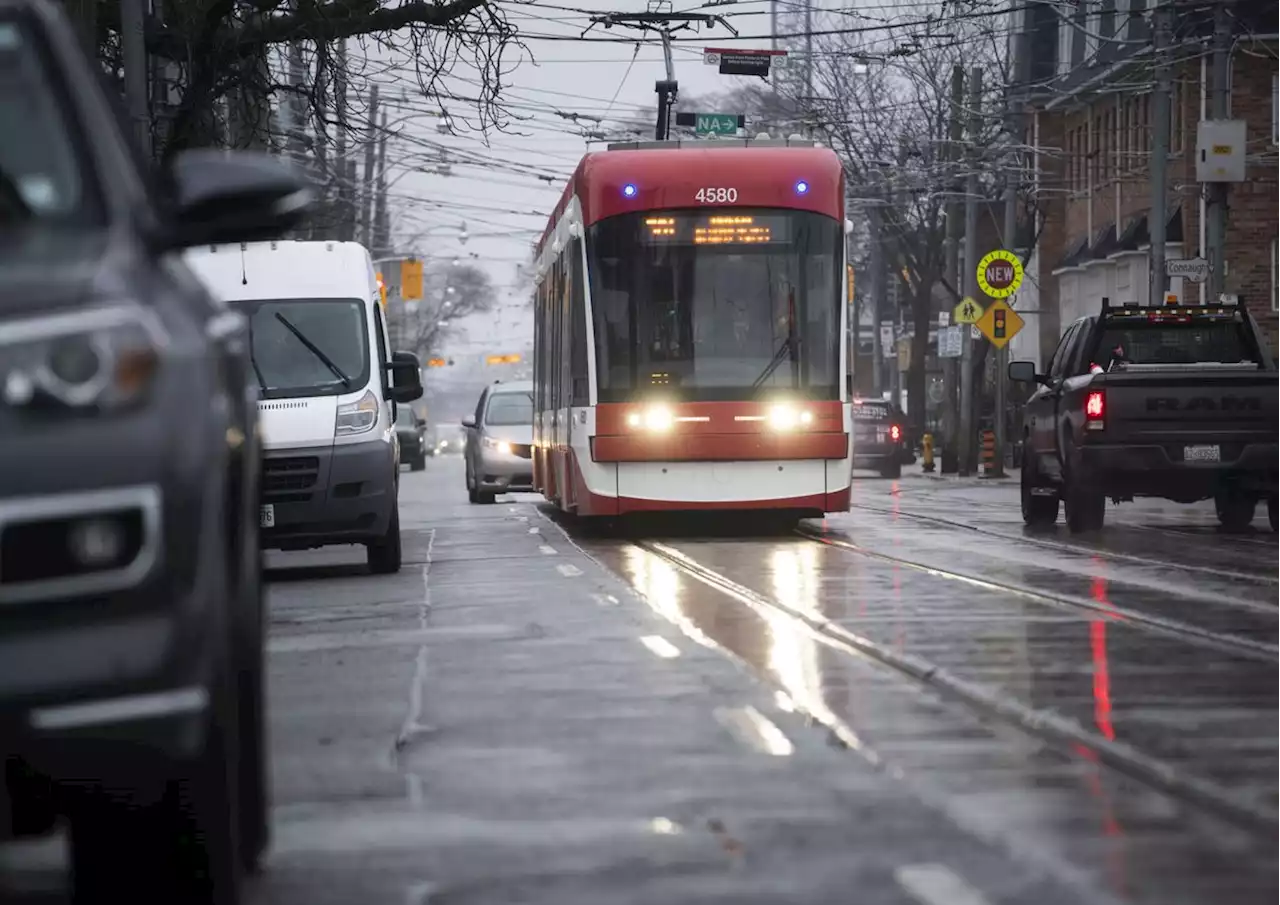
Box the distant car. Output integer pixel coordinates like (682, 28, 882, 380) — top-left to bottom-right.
(462, 381, 534, 503)
(851, 398, 905, 478)
(396, 406, 427, 471)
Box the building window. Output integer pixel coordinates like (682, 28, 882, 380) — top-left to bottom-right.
(1272, 72, 1278, 146)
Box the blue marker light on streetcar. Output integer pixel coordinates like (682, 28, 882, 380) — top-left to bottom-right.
(795, 180, 810, 195)
(622, 183, 638, 198)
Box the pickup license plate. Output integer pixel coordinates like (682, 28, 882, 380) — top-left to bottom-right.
(1184, 444, 1221, 463)
(260, 504, 275, 528)
(876, 431, 887, 442)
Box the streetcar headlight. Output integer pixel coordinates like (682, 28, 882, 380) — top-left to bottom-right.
(768, 405, 813, 430)
(628, 406, 673, 432)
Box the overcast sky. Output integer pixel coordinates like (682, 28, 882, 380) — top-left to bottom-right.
(358, 0, 787, 389)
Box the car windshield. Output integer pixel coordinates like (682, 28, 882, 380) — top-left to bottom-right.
(0, 19, 101, 232)
(588, 208, 842, 403)
(485, 392, 533, 426)
(234, 298, 370, 400)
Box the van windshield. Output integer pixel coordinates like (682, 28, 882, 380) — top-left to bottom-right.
(234, 298, 370, 400)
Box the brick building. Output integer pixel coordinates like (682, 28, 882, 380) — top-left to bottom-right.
(1009, 0, 1278, 364)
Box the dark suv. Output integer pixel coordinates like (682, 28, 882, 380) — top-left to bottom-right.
(0, 1, 309, 901)
(850, 398, 905, 478)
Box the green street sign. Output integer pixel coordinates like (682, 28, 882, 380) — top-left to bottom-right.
(694, 113, 742, 136)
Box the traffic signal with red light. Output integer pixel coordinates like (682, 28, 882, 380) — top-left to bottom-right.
(993, 308, 1007, 340)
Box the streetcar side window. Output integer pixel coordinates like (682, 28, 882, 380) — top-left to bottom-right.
(568, 236, 589, 406)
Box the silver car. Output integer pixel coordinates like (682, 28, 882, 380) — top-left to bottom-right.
(462, 381, 534, 503)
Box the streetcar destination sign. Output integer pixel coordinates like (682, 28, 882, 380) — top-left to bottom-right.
(703, 47, 787, 77)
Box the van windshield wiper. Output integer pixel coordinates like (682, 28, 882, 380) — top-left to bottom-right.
(273, 312, 352, 389)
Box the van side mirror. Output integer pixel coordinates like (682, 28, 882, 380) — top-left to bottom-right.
(387, 351, 423, 403)
(461, 414, 477, 428)
(1007, 361, 1042, 384)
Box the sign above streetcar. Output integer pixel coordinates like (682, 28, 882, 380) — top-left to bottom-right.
(976, 249, 1024, 299)
(703, 47, 788, 77)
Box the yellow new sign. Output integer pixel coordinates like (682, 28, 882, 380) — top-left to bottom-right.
(975, 298, 1024, 350)
(953, 296, 984, 325)
(401, 258, 424, 300)
(976, 249, 1024, 299)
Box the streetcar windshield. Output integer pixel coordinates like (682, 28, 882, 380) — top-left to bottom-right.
(587, 209, 842, 402)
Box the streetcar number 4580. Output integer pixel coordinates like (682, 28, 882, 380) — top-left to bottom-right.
(695, 187, 738, 203)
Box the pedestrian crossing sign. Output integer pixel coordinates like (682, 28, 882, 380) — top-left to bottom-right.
(953, 296, 984, 325)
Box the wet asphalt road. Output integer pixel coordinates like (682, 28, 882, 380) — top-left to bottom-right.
(1, 458, 1276, 904)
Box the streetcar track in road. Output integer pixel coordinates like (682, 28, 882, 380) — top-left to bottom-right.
(850, 502, 1279, 587)
(797, 527, 1277, 662)
(631, 538, 1279, 836)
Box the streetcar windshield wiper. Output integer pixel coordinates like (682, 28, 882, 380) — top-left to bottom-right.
(751, 334, 798, 389)
(274, 312, 352, 388)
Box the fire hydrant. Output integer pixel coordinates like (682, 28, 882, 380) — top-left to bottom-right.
(921, 433, 935, 472)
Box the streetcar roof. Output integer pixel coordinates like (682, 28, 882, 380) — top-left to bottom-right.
(535, 143, 844, 252)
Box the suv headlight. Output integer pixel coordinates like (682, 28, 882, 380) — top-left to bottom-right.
(0, 305, 166, 412)
(335, 388, 379, 436)
(482, 436, 512, 455)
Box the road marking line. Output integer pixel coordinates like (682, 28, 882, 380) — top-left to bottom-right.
(404, 880, 438, 904)
(528, 526, 540, 534)
(555, 563, 582, 577)
(590, 593, 617, 606)
(538, 544, 557, 555)
(895, 863, 992, 905)
(639, 635, 680, 658)
(393, 529, 435, 768)
(713, 706, 794, 756)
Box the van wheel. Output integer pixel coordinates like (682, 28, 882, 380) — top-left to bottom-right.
(68, 685, 243, 905)
(367, 504, 402, 574)
(879, 460, 901, 479)
(411, 455, 426, 472)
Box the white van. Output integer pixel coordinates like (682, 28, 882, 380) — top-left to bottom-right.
(184, 240, 423, 573)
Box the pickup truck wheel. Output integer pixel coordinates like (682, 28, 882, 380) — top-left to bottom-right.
(1020, 460, 1059, 527)
(879, 460, 902, 479)
(1064, 483, 1105, 533)
(367, 504, 402, 574)
(410, 455, 426, 472)
(68, 685, 244, 905)
(1215, 491, 1256, 532)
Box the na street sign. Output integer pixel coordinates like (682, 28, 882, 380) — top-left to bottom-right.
(694, 113, 743, 136)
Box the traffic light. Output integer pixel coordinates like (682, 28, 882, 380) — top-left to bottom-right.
(427, 358, 448, 368)
(993, 308, 1007, 340)
(401, 258, 424, 300)
(375, 272, 387, 307)
(485, 354, 522, 365)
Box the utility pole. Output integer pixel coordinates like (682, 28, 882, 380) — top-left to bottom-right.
(1206, 2, 1231, 299)
(1149, 1, 1172, 304)
(119, 0, 150, 156)
(360, 84, 380, 250)
(958, 67, 982, 476)
(942, 65, 965, 471)
(993, 110, 1020, 479)
(656, 30, 678, 140)
(333, 43, 353, 242)
(372, 112, 390, 258)
(868, 201, 885, 395)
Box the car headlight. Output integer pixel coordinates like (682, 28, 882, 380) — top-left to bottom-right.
(335, 388, 379, 436)
(0, 305, 165, 413)
(768, 405, 814, 430)
(483, 437, 512, 455)
(626, 405, 673, 432)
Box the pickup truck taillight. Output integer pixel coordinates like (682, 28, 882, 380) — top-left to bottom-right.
(1084, 390, 1105, 431)
(890, 424, 901, 442)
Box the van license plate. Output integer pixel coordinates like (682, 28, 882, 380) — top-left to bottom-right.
(260, 505, 275, 528)
(1184, 444, 1220, 462)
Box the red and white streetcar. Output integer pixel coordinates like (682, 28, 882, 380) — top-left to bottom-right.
(531, 137, 853, 518)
